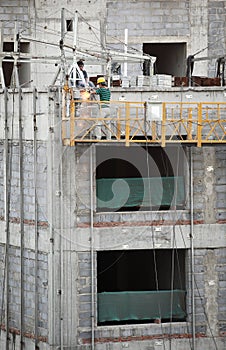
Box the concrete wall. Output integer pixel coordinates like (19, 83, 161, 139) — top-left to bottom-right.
(75, 248, 226, 350)
(0, 1, 225, 88)
(0, 0, 30, 37)
(0, 86, 226, 348)
(0, 0, 225, 347)
(0, 244, 48, 335)
(0, 85, 226, 349)
(106, 0, 226, 78)
(208, 1, 226, 77)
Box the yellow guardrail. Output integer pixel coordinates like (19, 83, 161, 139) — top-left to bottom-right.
(62, 89, 226, 147)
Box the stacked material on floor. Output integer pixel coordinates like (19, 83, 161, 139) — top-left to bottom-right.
(137, 75, 151, 87)
(137, 74, 173, 87)
(174, 76, 221, 87)
(121, 76, 130, 88)
(156, 74, 173, 87)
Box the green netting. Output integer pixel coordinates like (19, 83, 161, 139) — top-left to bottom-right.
(97, 176, 185, 209)
(98, 290, 186, 323)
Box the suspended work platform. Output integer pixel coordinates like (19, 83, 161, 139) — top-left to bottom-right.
(62, 88, 226, 147)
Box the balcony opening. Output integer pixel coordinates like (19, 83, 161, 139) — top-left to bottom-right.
(3, 42, 31, 87)
(143, 42, 186, 76)
(97, 249, 186, 325)
(66, 19, 73, 32)
(96, 145, 186, 212)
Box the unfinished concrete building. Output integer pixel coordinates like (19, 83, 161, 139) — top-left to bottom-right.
(0, 0, 226, 349)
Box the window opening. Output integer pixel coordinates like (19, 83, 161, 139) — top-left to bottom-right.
(143, 43, 186, 76)
(3, 42, 14, 87)
(3, 42, 30, 87)
(97, 249, 186, 325)
(66, 19, 73, 32)
(96, 145, 186, 212)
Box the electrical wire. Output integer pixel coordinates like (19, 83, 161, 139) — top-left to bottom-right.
(144, 142, 167, 350)
(194, 277, 218, 350)
(174, 148, 220, 349)
(56, 8, 152, 58)
(193, 35, 226, 57)
(169, 227, 176, 350)
(168, 146, 193, 349)
(0, 88, 15, 346)
(171, 222, 193, 350)
(97, 251, 125, 276)
(144, 142, 194, 349)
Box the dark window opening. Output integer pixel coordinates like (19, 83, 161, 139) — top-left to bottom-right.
(97, 249, 186, 325)
(66, 19, 73, 32)
(143, 43, 186, 76)
(3, 42, 30, 87)
(96, 145, 186, 212)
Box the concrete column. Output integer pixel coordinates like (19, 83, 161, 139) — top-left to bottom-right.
(189, 0, 208, 76)
(203, 148, 216, 224)
(204, 250, 218, 337)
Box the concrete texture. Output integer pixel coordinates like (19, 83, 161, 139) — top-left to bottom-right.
(0, 86, 226, 350)
(0, 0, 226, 349)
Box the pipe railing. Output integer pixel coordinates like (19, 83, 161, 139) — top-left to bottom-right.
(61, 91, 226, 147)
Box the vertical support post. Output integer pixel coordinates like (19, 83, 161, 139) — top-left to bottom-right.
(73, 12, 78, 54)
(70, 11, 78, 87)
(4, 88, 10, 350)
(190, 147, 196, 350)
(90, 145, 95, 350)
(68, 11, 84, 86)
(0, 28, 6, 89)
(197, 103, 202, 147)
(187, 107, 193, 140)
(124, 29, 128, 77)
(11, 22, 19, 88)
(70, 90, 75, 146)
(59, 88, 64, 350)
(19, 87, 25, 350)
(106, 57, 111, 88)
(60, 8, 65, 85)
(152, 121, 157, 141)
(125, 102, 130, 146)
(116, 106, 121, 140)
(48, 87, 56, 349)
(33, 88, 39, 348)
(10, 57, 19, 88)
(162, 102, 166, 147)
(62, 87, 66, 142)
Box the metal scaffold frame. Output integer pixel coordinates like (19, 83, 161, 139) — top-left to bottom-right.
(61, 87, 226, 147)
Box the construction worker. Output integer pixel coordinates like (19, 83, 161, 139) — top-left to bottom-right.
(76, 60, 88, 87)
(91, 77, 111, 139)
(76, 60, 94, 88)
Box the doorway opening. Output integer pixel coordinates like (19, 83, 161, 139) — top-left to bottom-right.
(143, 43, 186, 76)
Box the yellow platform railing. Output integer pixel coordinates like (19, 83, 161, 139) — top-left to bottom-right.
(62, 91, 226, 147)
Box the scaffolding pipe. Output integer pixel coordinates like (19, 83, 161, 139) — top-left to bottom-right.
(60, 8, 66, 84)
(48, 88, 55, 349)
(33, 88, 39, 348)
(68, 11, 79, 87)
(190, 147, 196, 350)
(4, 88, 10, 350)
(124, 29, 128, 77)
(58, 86, 64, 350)
(90, 145, 95, 350)
(19, 87, 25, 350)
(0, 28, 6, 89)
